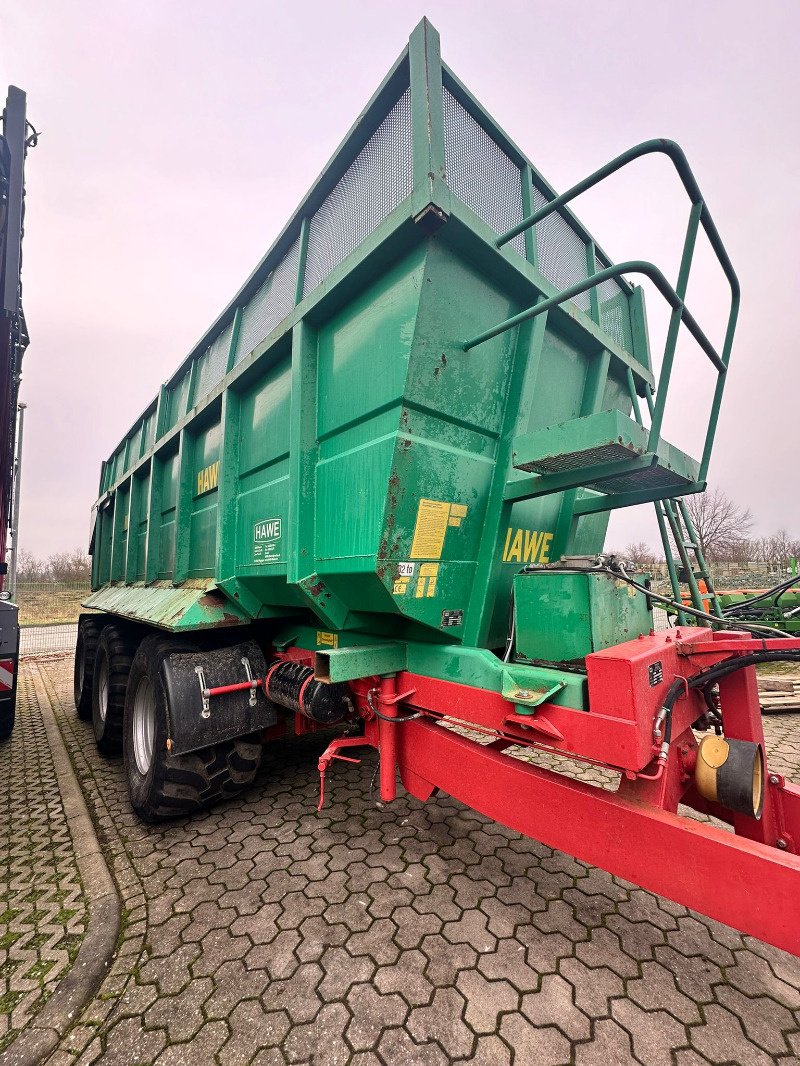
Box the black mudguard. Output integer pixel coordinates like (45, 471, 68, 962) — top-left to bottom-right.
(160, 640, 277, 756)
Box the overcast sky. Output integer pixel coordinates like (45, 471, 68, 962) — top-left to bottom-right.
(4, 0, 799, 558)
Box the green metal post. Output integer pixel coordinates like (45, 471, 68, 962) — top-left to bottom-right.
(463, 312, 548, 647)
(626, 368, 643, 425)
(226, 307, 243, 374)
(172, 430, 195, 584)
(154, 384, 169, 442)
(585, 241, 601, 326)
(647, 201, 702, 449)
(125, 472, 144, 582)
(520, 167, 539, 270)
(408, 18, 450, 221)
(295, 216, 310, 305)
(655, 502, 687, 625)
(144, 453, 163, 584)
(288, 321, 349, 628)
(552, 346, 611, 559)
(216, 388, 240, 585)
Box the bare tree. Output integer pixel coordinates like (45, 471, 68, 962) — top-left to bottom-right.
(48, 549, 91, 581)
(16, 549, 48, 581)
(625, 541, 658, 566)
(684, 488, 754, 561)
(751, 529, 800, 569)
(15, 548, 91, 582)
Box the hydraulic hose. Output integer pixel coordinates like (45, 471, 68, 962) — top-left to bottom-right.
(722, 573, 800, 617)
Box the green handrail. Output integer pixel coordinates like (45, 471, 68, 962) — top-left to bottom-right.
(468, 138, 740, 483)
(463, 260, 724, 371)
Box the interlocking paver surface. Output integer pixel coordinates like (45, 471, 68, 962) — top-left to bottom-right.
(0, 670, 87, 1054)
(25, 658, 800, 1063)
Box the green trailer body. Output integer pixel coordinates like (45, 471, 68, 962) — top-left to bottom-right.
(87, 18, 729, 669)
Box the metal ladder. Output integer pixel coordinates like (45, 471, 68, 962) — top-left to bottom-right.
(655, 497, 722, 625)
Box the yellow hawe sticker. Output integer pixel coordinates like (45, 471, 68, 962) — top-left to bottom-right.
(196, 460, 220, 497)
(410, 499, 467, 559)
(502, 527, 553, 564)
(415, 563, 439, 598)
(317, 631, 338, 648)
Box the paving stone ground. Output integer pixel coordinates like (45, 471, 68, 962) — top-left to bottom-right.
(0, 671, 87, 1054)
(16, 658, 800, 1064)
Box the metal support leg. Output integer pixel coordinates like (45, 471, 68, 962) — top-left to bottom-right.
(378, 674, 398, 802)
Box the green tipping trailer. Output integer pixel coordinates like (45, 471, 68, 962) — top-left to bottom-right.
(86, 21, 728, 649)
(76, 21, 800, 957)
(81, 13, 735, 799)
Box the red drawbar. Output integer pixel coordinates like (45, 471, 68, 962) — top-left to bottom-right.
(276, 632, 800, 953)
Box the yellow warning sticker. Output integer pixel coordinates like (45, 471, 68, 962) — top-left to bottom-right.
(316, 631, 338, 648)
(410, 500, 451, 559)
(410, 499, 468, 559)
(415, 563, 439, 598)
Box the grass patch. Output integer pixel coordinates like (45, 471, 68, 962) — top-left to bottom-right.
(756, 662, 800, 677)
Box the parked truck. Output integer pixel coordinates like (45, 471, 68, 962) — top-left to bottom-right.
(78, 20, 800, 953)
(0, 86, 32, 741)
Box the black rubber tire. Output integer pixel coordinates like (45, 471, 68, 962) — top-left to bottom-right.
(0, 703, 13, 743)
(91, 623, 140, 756)
(74, 615, 102, 721)
(123, 634, 263, 823)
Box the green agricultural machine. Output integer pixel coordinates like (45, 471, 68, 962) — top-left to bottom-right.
(79, 20, 800, 952)
(716, 580, 800, 637)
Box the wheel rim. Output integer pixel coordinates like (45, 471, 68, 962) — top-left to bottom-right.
(132, 676, 155, 776)
(96, 657, 109, 723)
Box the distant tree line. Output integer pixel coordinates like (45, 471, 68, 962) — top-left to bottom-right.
(16, 548, 91, 582)
(615, 486, 799, 568)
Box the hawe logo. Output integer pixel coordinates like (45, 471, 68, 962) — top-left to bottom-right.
(254, 518, 282, 542)
(253, 517, 282, 564)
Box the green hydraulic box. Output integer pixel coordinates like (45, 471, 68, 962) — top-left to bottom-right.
(513, 568, 652, 663)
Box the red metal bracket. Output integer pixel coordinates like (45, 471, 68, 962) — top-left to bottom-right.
(317, 736, 372, 812)
(678, 636, 800, 655)
(503, 712, 564, 742)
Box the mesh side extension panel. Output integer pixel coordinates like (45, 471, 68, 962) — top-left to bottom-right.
(167, 368, 192, 430)
(532, 186, 591, 313)
(195, 320, 234, 401)
(234, 237, 301, 366)
(303, 89, 413, 298)
(443, 88, 526, 260)
(141, 413, 155, 454)
(595, 254, 634, 354)
(124, 426, 142, 473)
(520, 441, 635, 474)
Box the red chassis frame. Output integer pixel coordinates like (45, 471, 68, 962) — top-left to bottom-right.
(267, 630, 800, 955)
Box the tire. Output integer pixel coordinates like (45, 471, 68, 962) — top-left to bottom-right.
(92, 623, 140, 756)
(74, 614, 102, 720)
(0, 702, 13, 743)
(123, 634, 263, 823)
